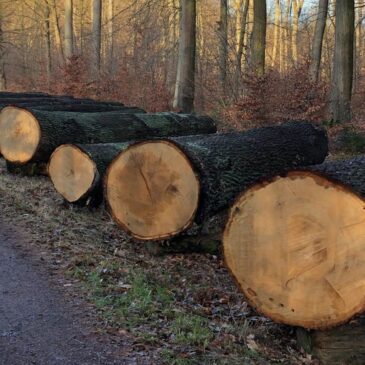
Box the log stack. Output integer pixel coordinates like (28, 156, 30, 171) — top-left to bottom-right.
(103, 121, 328, 240)
(0, 108, 215, 166)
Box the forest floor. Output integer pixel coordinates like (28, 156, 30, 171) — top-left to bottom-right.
(0, 159, 317, 365)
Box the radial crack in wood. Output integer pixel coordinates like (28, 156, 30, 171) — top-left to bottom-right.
(105, 141, 200, 240)
(224, 170, 365, 329)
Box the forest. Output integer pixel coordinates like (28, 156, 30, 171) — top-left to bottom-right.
(0, 0, 362, 133)
(1, 1, 365, 364)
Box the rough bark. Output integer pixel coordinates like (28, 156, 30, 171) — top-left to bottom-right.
(330, 0, 355, 123)
(171, 121, 328, 223)
(297, 316, 365, 364)
(64, 0, 74, 60)
(5, 110, 216, 163)
(309, 0, 329, 83)
(173, 0, 196, 112)
(104, 122, 327, 242)
(31, 105, 142, 113)
(250, 0, 266, 76)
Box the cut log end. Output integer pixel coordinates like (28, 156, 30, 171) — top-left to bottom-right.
(0, 106, 41, 163)
(48, 145, 97, 203)
(223, 171, 365, 329)
(105, 140, 200, 240)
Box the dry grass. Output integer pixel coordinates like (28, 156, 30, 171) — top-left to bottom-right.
(0, 159, 315, 364)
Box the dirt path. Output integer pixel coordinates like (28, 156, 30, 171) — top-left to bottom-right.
(0, 222, 147, 365)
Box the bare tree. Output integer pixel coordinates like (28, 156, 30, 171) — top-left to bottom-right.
(309, 0, 329, 83)
(330, 0, 355, 123)
(0, 1, 6, 90)
(173, 0, 196, 112)
(271, 0, 281, 68)
(250, 0, 266, 76)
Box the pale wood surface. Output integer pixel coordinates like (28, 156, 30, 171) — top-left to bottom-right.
(224, 172, 365, 329)
(105, 141, 200, 240)
(0, 107, 40, 163)
(48, 145, 96, 203)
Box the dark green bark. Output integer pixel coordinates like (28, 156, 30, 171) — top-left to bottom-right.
(297, 316, 365, 364)
(32, 105, 143, 113)
(162, 121, 328, 223)
(21, 111, 216, 163)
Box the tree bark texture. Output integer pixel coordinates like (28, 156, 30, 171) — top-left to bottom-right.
(250, 0, 266, 76)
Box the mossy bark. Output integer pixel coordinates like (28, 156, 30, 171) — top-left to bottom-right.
(23, 111, 217, 163)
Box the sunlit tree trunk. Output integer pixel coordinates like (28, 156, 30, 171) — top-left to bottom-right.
(64, 0, 73, 61)
(44, 0, 52, 87)
(236, 0, 250, 74)
(173, 0, 196, 112)
(309, 0, 328, 83)
(0, 2, 6, 90)
(92, 0, 102, 75)
(250, 0, 266, 76)
(292, 0, 304, 63)
(271, 0, 281, 68)
(219, 0, 228, 90)
(52, 0, 65, 63)
(355, 0, 364, 89)
(107, 0, 114, 72)
(330, 0, 354, 123)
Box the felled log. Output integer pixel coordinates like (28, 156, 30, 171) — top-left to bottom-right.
(104, 121, 328, 241)
(0, 107, 216, 165)
(297, 317, 365, 364)
(224, 155, 365, 330)
(48, 143, 129, 205)
(0, 91, 52, 98)
(32, 104, 141, 113)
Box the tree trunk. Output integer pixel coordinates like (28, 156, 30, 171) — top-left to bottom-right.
(330, 0, 355, 123)
(297, 316, 365, 364)
(0, 108, 216, 164)
(309, 0, 329, 83)
(91, 0, 102, 76)
(64, 0, 74, 60)
(271, 0, 281, 68)
(292, 0, 304, 63)
(104, 121, 328, 241)
(236, 0, 250, 74)
(173, 0, 196, 112)
(250, 0, 266, 76)
(44, 1, 52, 87)
(0, 3, 7, 91)
(107, 0, 114, 72)
(219, 0, 228, 91)
(224, 155, 365, 330)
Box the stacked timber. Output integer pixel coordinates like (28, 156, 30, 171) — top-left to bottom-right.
(223, 155, 365, 331)
(0, 109, 216, 166)
(103, 121, 328, 241)
(47, 114, 217, 205)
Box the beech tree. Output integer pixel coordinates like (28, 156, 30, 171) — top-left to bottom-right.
(330, 0, 355, 123)
(91, 0, 102, 75)
(309, 0, 329, 83)
(250, 0, 266, 76)
(64, 0, 73, 60)
(173, 0, 196, 112)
